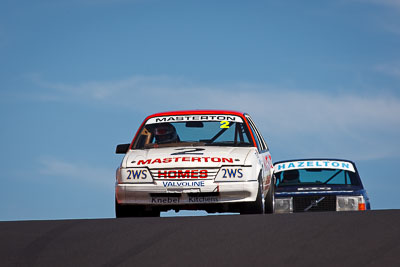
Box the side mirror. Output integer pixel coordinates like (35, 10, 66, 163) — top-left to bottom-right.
(116, 143, 130, 154)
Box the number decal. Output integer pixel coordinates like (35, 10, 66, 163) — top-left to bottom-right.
(171, 148, 205, 155)
(220, 120, 230, 129)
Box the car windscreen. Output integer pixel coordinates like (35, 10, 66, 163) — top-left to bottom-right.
(275, 168, 361, 187)
(133, 119, 254, 149)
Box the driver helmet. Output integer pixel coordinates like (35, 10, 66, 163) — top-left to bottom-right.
(282, 169, 300, 184)
(154, 123, 178, 144)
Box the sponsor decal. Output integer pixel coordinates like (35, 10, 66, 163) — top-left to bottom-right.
(158, 170, 207, 179)
(171, 148, 205, 155)
(151, 197, 180, 204)
(126, 169, 148, 180)
(221, 168, 243, 178)
(162, 181, 205, 187)
(275, 160, 355, 173)
(188, 196, 218, 203)
(136, 157, 233, 165)
(265, 154, 273, 169)
(146, 115, 243, 124)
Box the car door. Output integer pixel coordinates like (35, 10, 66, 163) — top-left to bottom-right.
(245, 115, 273, 194)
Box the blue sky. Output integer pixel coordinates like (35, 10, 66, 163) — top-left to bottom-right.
(1, 0, 400, 220)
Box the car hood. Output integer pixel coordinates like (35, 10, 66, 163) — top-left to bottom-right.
(122, 146, 254, 169)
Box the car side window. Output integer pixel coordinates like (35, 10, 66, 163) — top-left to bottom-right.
(248, 117, 269, 151)
(246, 118, 263, 151)
(250, 125, 261, 151)
(246, 116, 268, 152)
(254, 126, 268, 151)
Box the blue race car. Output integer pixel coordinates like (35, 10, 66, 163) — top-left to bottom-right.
(273, 159, 370, 213)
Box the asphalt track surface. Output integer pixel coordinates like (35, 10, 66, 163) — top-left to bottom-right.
(1, 210, 400, 267)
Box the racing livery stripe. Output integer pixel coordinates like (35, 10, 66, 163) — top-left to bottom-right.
(135, 157, 234, 165)
(274, 160, 355, 172)
(146, 115, 243, 124)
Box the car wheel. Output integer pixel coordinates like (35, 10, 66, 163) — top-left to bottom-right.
(240, 173, 265, 215)
(115, 198, 130, 218)
(265, 175, 275, 214)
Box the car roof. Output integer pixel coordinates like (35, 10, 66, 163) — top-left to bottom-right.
(144, 110, 247, 120)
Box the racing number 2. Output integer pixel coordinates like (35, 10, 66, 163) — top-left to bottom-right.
(220, 120, 230, 129)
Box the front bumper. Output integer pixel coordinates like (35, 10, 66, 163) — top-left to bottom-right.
(116, 180, 259, 205)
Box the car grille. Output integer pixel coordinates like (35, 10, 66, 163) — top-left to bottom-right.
(293, 195, 336, 212)
(150, 168, 219, 179)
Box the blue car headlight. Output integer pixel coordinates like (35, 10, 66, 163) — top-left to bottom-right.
(275, 197, 293, 213)
(336, 196, 366, 211)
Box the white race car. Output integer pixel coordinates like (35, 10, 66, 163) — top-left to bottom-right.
(115, 110, 275, 217)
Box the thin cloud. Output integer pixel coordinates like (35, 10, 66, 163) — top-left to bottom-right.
(31, 75, 400, 161)
(214, 89, 400, 161)
(38, 156, 114, 188)
(349, 0, 400, 35)
(31, 74, 187, 103)
(375, 63, 400, 79)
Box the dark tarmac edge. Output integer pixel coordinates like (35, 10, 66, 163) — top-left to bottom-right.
(1, 209, 400, 267)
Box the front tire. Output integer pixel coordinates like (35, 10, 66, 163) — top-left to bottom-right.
(265, 176, 275, 214)
(115, 198, 131, 218)
(240, 173, 265, 215)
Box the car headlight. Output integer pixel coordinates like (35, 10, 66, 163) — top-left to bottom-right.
(336, 196, 366, 211)
(275, 197, 293, 213)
